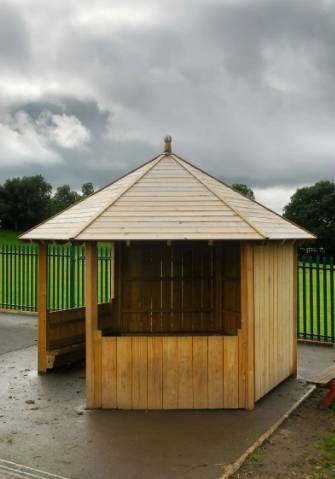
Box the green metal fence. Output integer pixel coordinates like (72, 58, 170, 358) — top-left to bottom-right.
(298, 255, 335, 343)
(1, 244, 335, 343)
(0, 244, 112, 312)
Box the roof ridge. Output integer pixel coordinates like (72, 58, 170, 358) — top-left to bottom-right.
(171, 154, 267, 239)
(72, 154, 165, 240)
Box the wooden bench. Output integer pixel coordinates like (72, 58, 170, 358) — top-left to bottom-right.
(308, 364, 335, 409)
(46, 342, 85, 369)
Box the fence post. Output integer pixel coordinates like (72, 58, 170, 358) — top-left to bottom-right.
(69, 244, 75, 308)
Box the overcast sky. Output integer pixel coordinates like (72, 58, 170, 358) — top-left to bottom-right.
(0, 0, 334, 212)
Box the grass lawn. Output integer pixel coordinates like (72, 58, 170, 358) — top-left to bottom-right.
(0, 230, 23, 244)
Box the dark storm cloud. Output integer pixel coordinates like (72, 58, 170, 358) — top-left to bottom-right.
(0, 0, 335, 211)
(0, 3, 29, 69)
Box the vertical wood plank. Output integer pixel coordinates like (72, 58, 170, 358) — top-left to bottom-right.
(132, 337, 148, 409)
(177, 337, 193, 408)
(272, 244, 278, 388)
(246, 244, 255, 409)
(85, 241, 101, 408)
(208, 336, 224, 408)
(291, 244, 297, 376)
(223, 336, 239, 408)
(147, 337, 163, 409)
(116, 337, 132, 409)
(101, 337, 117, 408)
(162, 337, 178, 408)
(38, 242, 48, 373)
(94, 330, 102, 407)
(237, 329, 246, 408)
(193, 336, 208, 408)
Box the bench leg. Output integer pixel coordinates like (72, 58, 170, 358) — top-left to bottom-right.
(321, 380, 335, 410)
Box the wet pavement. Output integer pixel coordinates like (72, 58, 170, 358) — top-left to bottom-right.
(0, 314, 331, 479)
(0, 313, 37, 355)
(298, 342, 334, 380)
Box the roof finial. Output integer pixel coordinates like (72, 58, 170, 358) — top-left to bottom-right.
(164, 135, 172, 154)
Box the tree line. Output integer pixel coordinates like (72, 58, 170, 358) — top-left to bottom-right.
(0, 175, 94, 231)
(0, 175, 334, 253)
(232, 182, 335, 254)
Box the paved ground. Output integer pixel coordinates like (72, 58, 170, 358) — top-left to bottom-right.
(298, 342, 334, 380)
(0, 313, 37, 355)
(0, 314, 333, 479)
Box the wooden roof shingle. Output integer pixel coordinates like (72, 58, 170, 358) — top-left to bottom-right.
(20, 142, 315, 242)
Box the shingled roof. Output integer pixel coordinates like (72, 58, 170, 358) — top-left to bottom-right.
(21, 137, 315, 242)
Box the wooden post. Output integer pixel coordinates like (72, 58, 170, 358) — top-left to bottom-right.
(85, 241, 101, 408)
(240, 243, 255, 410)
(38, 242, 48, 374)
(291, 244, 298, 377)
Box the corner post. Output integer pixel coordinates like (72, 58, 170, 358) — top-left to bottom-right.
(240, 242, 255, 410)
(38, 242, 48, 374)
(291, 243, 298, 377)
(85, 241, 101, 408)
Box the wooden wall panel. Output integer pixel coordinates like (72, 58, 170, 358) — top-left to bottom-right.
(99, 335, 240, 409)
(208, 336, 224, 408)
(147, 337, 163, 408)
(162, 337, 178, 408)
(116, 337, 132, 408)
(177, 337, 193, 408)
(113, 241, 228, 334)
(223, 336, 239, 408)
(132, 337, 148, 408)
(240, 243, 255, 410)
(193, 337, 208, 408)
(101, 337, 117, 408)
(254, 243, 294, 401)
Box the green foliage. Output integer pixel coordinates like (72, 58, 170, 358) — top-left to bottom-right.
(0, 175, 96, 231)
(322, 436, 335, 460)
(81, 182, 94, 197)
(284, 181, 335, 253)
(0, 175, 52, 231)
(232, 183, 255, 200)
(0, 230, 22, 244)
(249, 451, 264, 463)
(50, 184, 80, 216)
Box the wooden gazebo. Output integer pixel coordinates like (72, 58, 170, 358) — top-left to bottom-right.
(21, 136, 314, 410)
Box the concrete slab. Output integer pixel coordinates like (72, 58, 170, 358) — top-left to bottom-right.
(0, 315, 332, 479)
(0, 314, 36, 355)
(298, 342, 334, 380)
(0, 345, 310, 479)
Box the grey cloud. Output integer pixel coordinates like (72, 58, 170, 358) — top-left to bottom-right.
(0, 3, 29, 70)
(0, 0, 334, 210)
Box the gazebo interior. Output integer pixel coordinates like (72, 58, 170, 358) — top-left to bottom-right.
(101, 240, 241, 337)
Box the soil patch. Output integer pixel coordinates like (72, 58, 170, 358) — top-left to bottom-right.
(232, 388, 335, 479)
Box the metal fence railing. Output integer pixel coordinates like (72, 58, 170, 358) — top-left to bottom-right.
(0, 244, 112, 312)
(298, 255, 335, 343)
(1, 244, 335, 343)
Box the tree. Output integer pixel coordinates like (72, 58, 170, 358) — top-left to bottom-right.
(0, 175, 52, 231)
(284, 181, 335, 253)
(50, 184, 80, 215)
(232, 183, 255, 200)
(81, 182, 94, 197)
